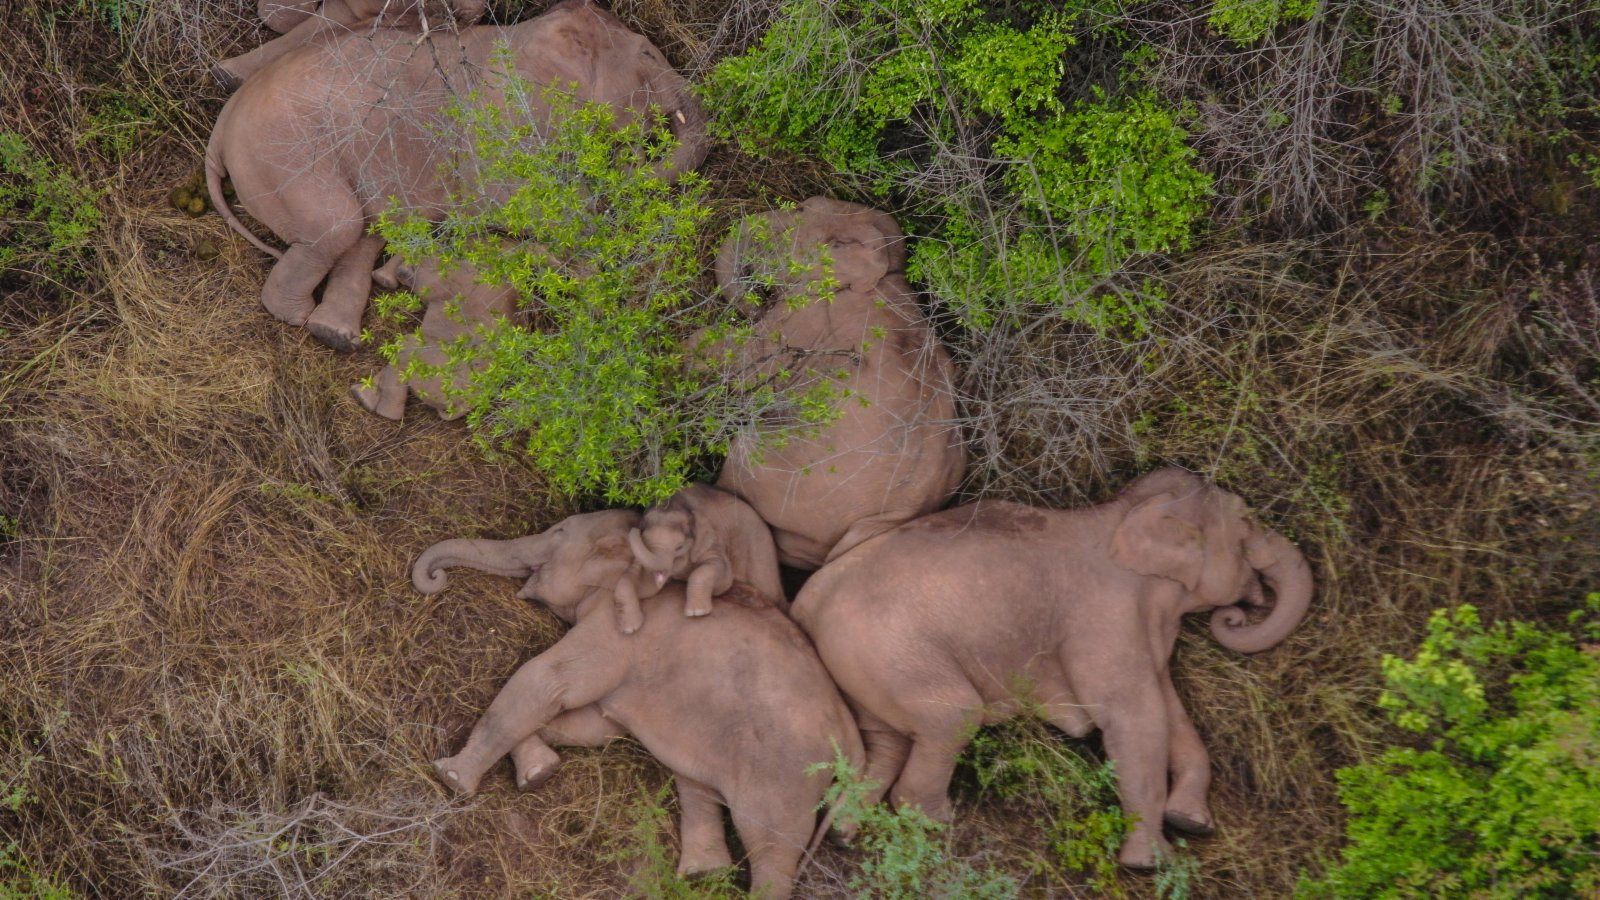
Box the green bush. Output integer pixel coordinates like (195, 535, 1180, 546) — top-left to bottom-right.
(703, 0, 1211, 332)
(377, 85, 838, 505)
(1298, 597, 1600, 898)
(0, 131, 101, 283)
(1206, 0, 1317, 46)
(813, 750, 1018, 899)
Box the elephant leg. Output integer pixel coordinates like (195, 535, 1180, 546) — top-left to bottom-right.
(682, 560, 727, 617)
(307, 234, 383, 350)
(1038, 652, 1095, 738)
(1086, 675, 1173, 870)
(885, 689, 981, 822)
(613, 576, 644, 635)
(1160, 674, 1215, 836)
(824, 511, 911, 564)
(350, 364, 407, 420)
(433, 630, 625, 796)
(371, 253, 406, 291)
(857, 708, 911, 807)
(508, 704, 628, 792)
(260, 241, 341, 327)
(829, 707, 910, 846)
(728, 795, 808, 900)
(674, 775, 734, 876)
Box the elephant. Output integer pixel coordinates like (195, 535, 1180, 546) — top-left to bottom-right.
(708, 197, 968, 569)
(613, 483, 785, 633)
(204, 0, 708, 351)
(214, 0, 489, 91)
(412, 509, 864, 899)
(351, 251, 517, 420)
(789, 467, 1315, 870)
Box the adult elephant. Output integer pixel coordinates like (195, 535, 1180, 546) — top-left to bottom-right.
(214, 0, 489, 90)
(413, 510, 862, 899)
(790, 468, 1314, 870)
(710, 197, 967, 569)
(205, 0, 708, 350)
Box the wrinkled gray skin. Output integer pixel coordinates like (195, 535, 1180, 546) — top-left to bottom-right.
(215, 0, 489, 91)
(351, 253, 517, 420)
(792, 468, 1315, 870)
(413, 510, 863, 899)
(711, 197, 967, 569)
(205, 0, 708, 350)
(615, 483, 785, 633)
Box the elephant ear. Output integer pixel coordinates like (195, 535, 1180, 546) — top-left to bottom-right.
(1109, 491, 1204, 592)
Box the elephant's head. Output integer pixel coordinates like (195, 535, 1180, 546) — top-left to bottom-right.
(1108, 468, 1314, 653)
(412, 509, 642, 623)
(627, 501, 694, 597)
(714, 197, 907, 308)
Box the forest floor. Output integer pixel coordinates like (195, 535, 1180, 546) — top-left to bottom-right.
(2, 1, 1597, 898)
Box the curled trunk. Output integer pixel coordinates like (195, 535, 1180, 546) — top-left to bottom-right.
(412, 537, 536, 594)
(627, 527, 673, 572)
(1210, 528, 1314, 653)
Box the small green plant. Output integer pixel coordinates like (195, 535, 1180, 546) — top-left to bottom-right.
(1206, 0, 1317, 47)
(0, 514, 17, 545)
(963, 719, 1130, 892)
(0, 845, 78, 900)
(0, 131, 102, 282)
(1298, 597, 1600, 898)
(813, 749, 1018, 899)
(608, 786, 741, 899)
(377, 81, 838, 505)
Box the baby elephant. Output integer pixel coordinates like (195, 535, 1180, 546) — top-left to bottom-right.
(352, 253, 516, 420)
(413, 510, 863, 899)
(612, 484, 785, 633)
(792, 468, 1314, 870)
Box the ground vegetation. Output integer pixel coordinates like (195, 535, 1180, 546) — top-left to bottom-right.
(1, 0, 1597, 896)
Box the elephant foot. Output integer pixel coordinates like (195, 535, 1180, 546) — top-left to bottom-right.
(1162, 808, 1215, 837)
(679, 860, 736, 880)
(306, 311, 362, 352)
(350, 380, 405, 421)
(432, 757, 481, 796)
(683, 598, 713, 618)
(1116, 832, 1174, 872)
(513, 744, 562, 792)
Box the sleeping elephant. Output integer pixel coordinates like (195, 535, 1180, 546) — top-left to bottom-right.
(205, 0, 708, 350)
(790, 468, 1314, 870)
(412, 510, 863, 899)
(709, 197, 967, 569)
(215, 0, 489, 90)
(616, 483, 786, 632)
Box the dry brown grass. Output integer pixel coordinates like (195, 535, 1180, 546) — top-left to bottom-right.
(2, 1, 1597, 898)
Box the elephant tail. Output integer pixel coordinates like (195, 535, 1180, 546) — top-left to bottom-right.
(205, 140, 283, 261)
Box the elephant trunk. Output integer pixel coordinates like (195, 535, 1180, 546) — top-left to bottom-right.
(627, 527, 674, 572)
(1209, 528, 1313, 653)
(656, 73, 709, 185)
(412, 537, 538, 595)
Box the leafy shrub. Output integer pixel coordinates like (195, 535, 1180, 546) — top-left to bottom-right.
(1207, 0, 1317, 47)
(377, 85, 837, 505)
(0, 131, 101, 282)
(813, 750, 1018, 899)
(703, 0, 1211, 332)
(1298, 597, 1600, 898)
(0, 845, 77, 900)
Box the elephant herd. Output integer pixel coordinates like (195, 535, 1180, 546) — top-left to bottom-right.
(203, 3, 1316, 897)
